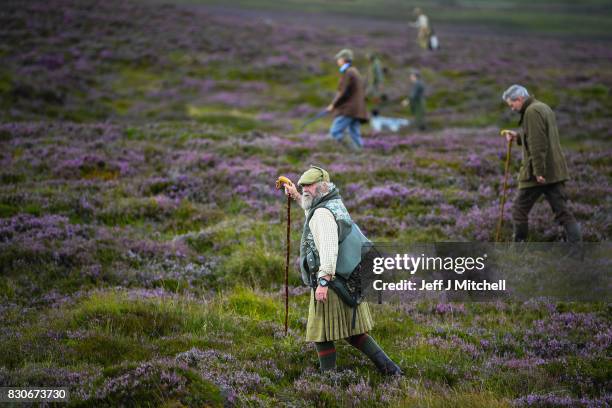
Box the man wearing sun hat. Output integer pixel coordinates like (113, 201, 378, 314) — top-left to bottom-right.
(283, 165, 402, 375)
(326, 49, 369, 150)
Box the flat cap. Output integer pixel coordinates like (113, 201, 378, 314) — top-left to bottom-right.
(297, 165, 330, 186)
(334, 49, 354, 61)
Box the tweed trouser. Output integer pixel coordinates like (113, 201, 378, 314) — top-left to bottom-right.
(512, 182, 576, 226)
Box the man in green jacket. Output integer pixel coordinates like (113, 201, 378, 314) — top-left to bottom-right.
(283, 166, 402, 376)
(402, 69, 426, 131)
(366, 53, 385, 100)
(501, 84, 582, 243)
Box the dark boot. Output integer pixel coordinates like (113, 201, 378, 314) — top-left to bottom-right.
(564, 222, 584, 261)
(370, 350, 403, 376)
(513, 223, 528, 242)
(564, 222, 582, 243)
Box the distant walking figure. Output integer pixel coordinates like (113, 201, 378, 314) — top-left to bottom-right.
(402, 69, 426, 131)
(410, 8, 430, 50)
(327, 49, 369, 150)
(501, 84, 582, 243)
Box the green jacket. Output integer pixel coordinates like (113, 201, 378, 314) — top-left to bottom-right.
(408, 79, 425, 107)
(299, 187, 370, 287)
(367, 57, 384, 96)
(517, 97, 569, 189)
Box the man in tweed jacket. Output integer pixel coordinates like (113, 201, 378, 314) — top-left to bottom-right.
(501, 84, 582, 243)
(327, 49, 369, 150)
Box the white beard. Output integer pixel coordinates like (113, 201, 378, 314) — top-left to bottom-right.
(300, 182, 333, 211)
(301, 193, 313, 210)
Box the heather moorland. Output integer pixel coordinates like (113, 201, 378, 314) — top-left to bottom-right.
(0, 0, 611, 406)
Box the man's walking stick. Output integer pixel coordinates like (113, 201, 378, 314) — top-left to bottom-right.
(275, 176, 293, 335)
(297, 110, 328, 131)
(496, 131, 513, 242)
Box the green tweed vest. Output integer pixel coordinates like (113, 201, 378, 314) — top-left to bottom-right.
(299, 187, 370, 287)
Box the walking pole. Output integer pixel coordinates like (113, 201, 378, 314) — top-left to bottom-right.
(275, 176, 293, 335)
(297, 109, 329, 131)
(496, 130, 513, 242)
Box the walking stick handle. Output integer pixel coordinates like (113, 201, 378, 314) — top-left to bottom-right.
(500, 129, 517, 143)
(275, 176, 294, 190)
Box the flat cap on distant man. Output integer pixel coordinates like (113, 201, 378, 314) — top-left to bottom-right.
(334, 49, 354, 61)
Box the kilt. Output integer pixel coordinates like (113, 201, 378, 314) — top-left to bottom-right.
(305, 287, 374, 342)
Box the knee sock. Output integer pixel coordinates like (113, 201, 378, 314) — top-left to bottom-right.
(347, 333, 384, 360)
(315, 341, 336, 371)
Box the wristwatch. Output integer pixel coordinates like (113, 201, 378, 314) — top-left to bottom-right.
(318, 277, 330, 287)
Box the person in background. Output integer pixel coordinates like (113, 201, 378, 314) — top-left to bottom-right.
(366, 52, 385, 101)
(327, 49, 369, 150)
(501, 84, 582, 243)
(402, 69, 426, 131)
(409, 8, 430, 50)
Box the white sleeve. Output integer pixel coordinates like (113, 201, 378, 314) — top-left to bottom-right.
(309, 208, 338, 278)
(420, 15, 428, 28)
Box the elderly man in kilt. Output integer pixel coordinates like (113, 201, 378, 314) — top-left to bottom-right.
(284, 165, 402, 375)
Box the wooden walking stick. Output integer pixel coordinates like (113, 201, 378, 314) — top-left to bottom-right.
(275, 176, 293, 335)
(496, 130, 513, 242)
